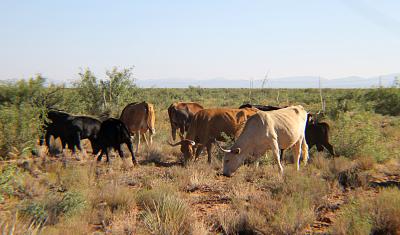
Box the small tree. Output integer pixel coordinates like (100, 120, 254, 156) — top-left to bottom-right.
(73, 67, 137, 116)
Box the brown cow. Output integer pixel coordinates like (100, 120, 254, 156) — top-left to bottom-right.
(167, 102, 204, 141)
(168, 108, 257, 164)
(120, 102, 156, 153)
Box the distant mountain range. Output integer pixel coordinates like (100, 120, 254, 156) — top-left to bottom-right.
(136, 74, 399, 88)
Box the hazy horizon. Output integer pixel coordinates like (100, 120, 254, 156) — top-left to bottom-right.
(1, 1, 400, 83)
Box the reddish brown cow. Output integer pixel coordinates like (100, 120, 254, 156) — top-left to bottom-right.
(120, 102, 156, 153)
(168, 108, 258, 164)
(167, 102, 204, 140)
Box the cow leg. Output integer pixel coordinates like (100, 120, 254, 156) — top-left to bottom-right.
(293, 141, 302, 171)
(149, 133, 153, 145)
(324, 142, 335, 156)
(126, 141, 137, 165)
(117, 145, 124, 159)
(97, 150, 104, 162)
(135, 132, 140, 154)
(194, 145, 204, 161)
(142, 133, 149, 147)
(206, 143, 213, 164)
(280, 149, 285, 164)
(272, 140, 283, 174)
(105, 148, 111, 163)
(316, 144, 324, 152)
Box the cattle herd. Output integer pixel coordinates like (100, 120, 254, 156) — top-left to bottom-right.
(40, 101, 335, 176)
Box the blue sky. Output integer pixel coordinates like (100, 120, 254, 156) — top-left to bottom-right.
(1, 0, 400, 83)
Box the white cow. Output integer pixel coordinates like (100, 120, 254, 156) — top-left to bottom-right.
(218, 105, 309, 176)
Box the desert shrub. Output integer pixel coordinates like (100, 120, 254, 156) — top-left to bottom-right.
(92, 183, 135, 213)
(364, 88, 400, 116)
(331, 112, 388, 162)
(56, 191, 87, 217)
(271, 193, 315, 235)
(21, 191, 87, 226)
(73, 67, 137, 116)
(21, 202, 49, 226)
(0, 76, 65, 157)
(332, 188, 400, 235)
(136, 186, 193, 235)
(0, 164, 22, 202)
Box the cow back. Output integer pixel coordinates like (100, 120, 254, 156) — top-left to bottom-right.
(120, 102, 155, 134)
(186, 108, 257, 144)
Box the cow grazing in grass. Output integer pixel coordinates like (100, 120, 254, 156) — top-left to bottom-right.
(168, 108, 258, 164)
(240, 104, 335, 157)
(92, 118, 136, 164)
(218, 105, 309, 176)
(120, 102, 156, 153)
(40, 110, 101, 154)
(168, 102, 204, 141)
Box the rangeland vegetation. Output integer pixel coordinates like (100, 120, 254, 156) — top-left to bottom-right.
(0, 70, 399, 234)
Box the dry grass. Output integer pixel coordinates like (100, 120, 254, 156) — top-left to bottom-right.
(136, 185, 194, 235)
(332, 187, 400, 235)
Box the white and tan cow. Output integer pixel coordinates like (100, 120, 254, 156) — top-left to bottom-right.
(218, 105, 309, 176)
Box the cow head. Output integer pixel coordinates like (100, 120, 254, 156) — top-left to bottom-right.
(215, 141, 244, 177)
(168, 134, 196, 162)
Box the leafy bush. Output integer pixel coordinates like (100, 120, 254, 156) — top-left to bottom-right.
(0, 164, 21, 202)
(331, 112, 388, 162)
(73, 67, 137, 116)
(21, 191, 87, 226)
(365, 88, 400, 116)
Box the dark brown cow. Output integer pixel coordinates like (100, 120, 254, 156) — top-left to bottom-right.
(167, 102, 204, 141)
(168, 108, 258, 164)
(120, 102, 156, 153)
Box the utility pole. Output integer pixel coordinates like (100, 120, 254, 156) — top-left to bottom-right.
(319, 77, 325, 112)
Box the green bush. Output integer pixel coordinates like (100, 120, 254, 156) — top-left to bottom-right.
(365, 88, 400, 116)
(21, 191, 87, 226)
(331, 112, 388, 162)
(0, 164, 21, 202)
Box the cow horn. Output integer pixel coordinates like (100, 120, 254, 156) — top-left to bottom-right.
(167, 140, 184, 147)
(214, 139, 232, 153)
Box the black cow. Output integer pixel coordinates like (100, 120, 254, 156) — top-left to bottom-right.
(304, 115, 335, 156)
(239, 103, 284, 111)
(92, 118, 136, 164)
(40, 110, 101, 153)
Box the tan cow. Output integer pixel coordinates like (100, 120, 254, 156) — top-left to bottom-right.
(218, 105, 309, 176)
(120, 102, 156, 153)
(167, 102, 204, 141)
(168, 107, 257, 164)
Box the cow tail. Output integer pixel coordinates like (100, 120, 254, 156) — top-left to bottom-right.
(301, 136, 309, 164)
(146, 103, 155, 134)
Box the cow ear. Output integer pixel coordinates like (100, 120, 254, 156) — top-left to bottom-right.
(232, 148, 241, 154)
